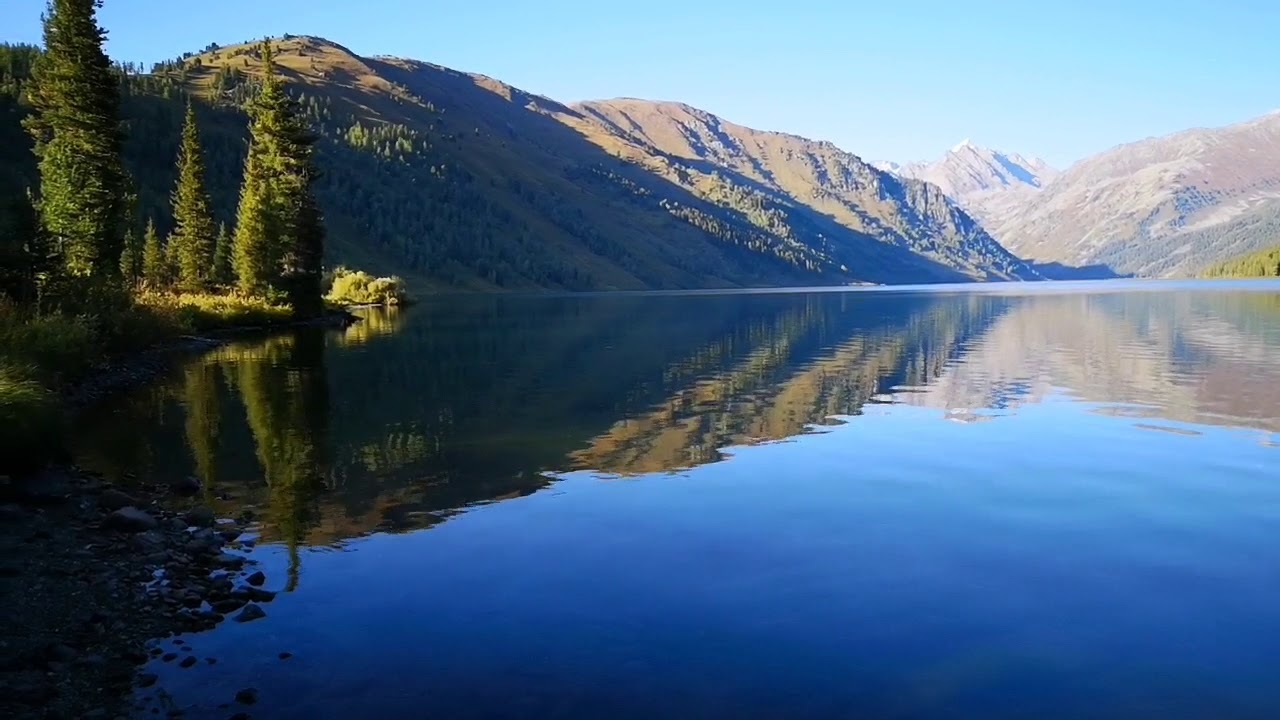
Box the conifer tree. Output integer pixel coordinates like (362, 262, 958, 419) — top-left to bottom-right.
(119, 225, 140, 288)
(0, 189, 50, 303)
(212, 221, 233, 286)
(141, 217, 167, 290)
(170, 101, 217, 291)
(232, 40, 324, 312)
(24, 0, 128, 301)
(233, 42, 284, 297)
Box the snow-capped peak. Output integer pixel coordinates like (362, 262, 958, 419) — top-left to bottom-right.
(951, 138, 975, 153)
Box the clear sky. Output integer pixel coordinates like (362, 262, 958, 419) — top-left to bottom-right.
(2, 0, 1275, 167)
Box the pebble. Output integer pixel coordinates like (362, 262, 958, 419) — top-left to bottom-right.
(244, 570, 266, 587)
(163, 653, 178, 662)
(179, 655, 197, 668)
(234, 687, 259, 705)
(278, 652, 292, 660)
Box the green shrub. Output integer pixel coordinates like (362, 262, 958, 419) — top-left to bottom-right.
(0, 363, 64, 474)
(0, 301, 100, 384)
(325, 267, 409, 306)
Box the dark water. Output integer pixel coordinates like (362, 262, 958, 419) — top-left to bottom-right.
(75, 280, 1280, 719)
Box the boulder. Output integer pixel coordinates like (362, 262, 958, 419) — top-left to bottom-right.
(103, 506, 158, 532)
(98, 488, 137, 510)
(232, 604, 266, 623)
(185, 505, 216, 528)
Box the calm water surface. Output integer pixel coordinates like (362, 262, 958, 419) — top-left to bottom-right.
(76, 280, 1280, 719)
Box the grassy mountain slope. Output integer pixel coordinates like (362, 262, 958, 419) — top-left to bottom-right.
(5, 37, 1037, 291)
(994, 112, 1280, 277)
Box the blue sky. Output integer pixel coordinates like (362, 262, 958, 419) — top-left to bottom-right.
(2, 0, 1275, 167)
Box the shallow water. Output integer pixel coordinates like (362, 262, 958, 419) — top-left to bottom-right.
(76, 280, 1280, 719)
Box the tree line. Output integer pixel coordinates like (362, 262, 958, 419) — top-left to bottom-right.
(2, 0, 325, 317)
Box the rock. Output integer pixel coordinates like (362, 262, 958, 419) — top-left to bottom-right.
(245, 570, 266, 587)
(46, 643, 78, 662)
(215, 552, 246, 569)
(179, 655, 197, 668)
(0, 502, 24, 522)
(234, 687, 259, 705)
(232, 586, 276, 603)
(137, 672, 158, 688)
(167, 517, 188, 532)
(103, 506, 158, 532)
(15, 470, 71, 505)
(233, 604, 266, 623)
(278, 652, 292, 660)
(170, 476, 201, 496)
(211, 598, 247, 614)
(98, 488, 137, 510)
(163, 652, 177, 662)
(185, 506, 216, 528)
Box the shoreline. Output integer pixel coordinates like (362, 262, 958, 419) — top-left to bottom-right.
(0, 307, 359, 719)
(64, 308, 358, 409)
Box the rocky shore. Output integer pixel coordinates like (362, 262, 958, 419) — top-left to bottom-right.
(0, 310, 357, 719)
(0, 468, 277, 719)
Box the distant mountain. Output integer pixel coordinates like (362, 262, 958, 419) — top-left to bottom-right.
(569, 99, 1037, 282)
(875, 141, 1058, 233)
(992, 112, 1280, 277)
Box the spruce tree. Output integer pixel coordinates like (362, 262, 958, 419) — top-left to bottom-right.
(119, 225, 140, 288)
(141, 217, 167, 290)
(212, 221, 233, 286)
(233, 40, 324, 312)
(170, 101, 217, 292)
(0, 189, 50, 304)
(282, 169, 325, 316)
(24, 0, 128, 302)
(233, 42, 285, 297)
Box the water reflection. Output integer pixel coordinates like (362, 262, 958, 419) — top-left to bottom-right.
(75, 283, 1280, 556)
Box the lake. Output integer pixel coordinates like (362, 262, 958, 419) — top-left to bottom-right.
(75, 280, 1280, 719)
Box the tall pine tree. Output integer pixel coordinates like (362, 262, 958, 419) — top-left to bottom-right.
(24, 0, 128, 303)
(169, 101, 216, 292)
(233, 40, 324, 313)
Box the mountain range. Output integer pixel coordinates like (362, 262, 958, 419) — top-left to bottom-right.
(877, 114, 1280, 278)
(0, 36, 1037, 293)
(3, 34, 1276, 289)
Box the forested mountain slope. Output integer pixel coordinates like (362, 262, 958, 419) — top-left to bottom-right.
(2, 37, 1037, 291)
(1202, 241, 1280, 278)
